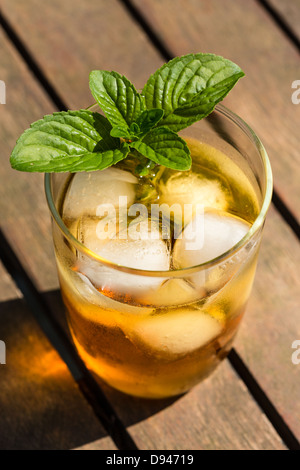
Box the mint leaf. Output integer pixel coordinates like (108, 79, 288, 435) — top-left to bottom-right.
(143, 53, 244, 131)
(110, 111, 163, 141)
(92, 112, 121, 150)
(136, 108, 164, 136)
(130, 127, 191, 170)
(11, 144, 129, 173)
(29, 110, 119, 151)
(90, 70, 146, 128)
(110, 126, 131, 139)
(10, 110, 127, 172)
(129, 122, 140, 136)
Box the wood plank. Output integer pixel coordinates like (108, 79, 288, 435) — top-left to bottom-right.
(0, 27, 58, 291)
(75, 439, 117, 451)
(98, 363, 286, 450)
(129, 0, 300, 222)
(0, 0, 295, 449)
(268, 0, 300, 38)
(0, 261, 21, 301)
(0, 265, 115, 450)
(1, 0, 164, 109)
(236, 206, 300, 440)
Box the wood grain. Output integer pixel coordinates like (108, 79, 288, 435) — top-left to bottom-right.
(0, 27, 58, 291)
(1, 0, 164, 109)
(0, 261, 21, 301)
(236, 206, 300, 440)
(75, 439, 117, 451)
(0, 270, 115, 449)
(0, 0, 297, 449)
(97, 363, 286, 450)
(130, 0, 300, 222)
(268, 0, 300, 38)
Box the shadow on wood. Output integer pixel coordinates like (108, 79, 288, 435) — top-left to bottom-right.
(0, 295, 112, 450)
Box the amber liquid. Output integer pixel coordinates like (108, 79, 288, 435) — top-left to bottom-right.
(57, 138, 260, 398)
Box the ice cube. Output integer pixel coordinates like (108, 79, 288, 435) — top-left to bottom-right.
(76, 217, 170, 302)
(158, 171, 230, 225)
(75, 272, 154, 316)
(57, 258, 153, 328)
(63, 167, 138, 220)
(173, 211, 250, 268)
(173, 211, 250, 292)
(127, 307, 224, 357)
(141, 278, 205, 307)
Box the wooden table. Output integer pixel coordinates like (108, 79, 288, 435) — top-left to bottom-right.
(0, 0, 299, 451)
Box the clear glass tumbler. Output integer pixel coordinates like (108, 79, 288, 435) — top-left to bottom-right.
(45, 104, 272, 399)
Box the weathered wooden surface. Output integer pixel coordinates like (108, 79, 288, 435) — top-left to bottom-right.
(0, 27, 57, 291)
(75, 439, 117, 451)
(268, 0, 300, 38)
(0, 0, 298, 450)
(0, 261, 21, 301)
(98, 363, 286, 450)
(0, 267, 115, 450)
(130, 0, 300, 222)
(237, 206, 300, 440)
(1, 0, 164, 109)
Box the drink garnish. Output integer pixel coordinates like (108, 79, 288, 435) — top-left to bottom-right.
(10, 53, 244, 175)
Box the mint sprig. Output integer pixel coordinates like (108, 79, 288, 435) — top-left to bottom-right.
(10, 53, 244, 173)
(143, 54, 245, 132)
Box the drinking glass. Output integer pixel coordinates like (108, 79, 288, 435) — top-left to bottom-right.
(45, 104, 272, 398)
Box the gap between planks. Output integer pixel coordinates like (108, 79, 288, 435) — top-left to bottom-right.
(256, 0, 300, 52)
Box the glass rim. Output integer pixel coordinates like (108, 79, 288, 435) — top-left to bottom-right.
(45, 103, 273, 278)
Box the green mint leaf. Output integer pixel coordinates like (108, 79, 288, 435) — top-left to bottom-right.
(129, 122, 140, 135)
(30, 110, 119, 151)
(10, 110, 126, 172)
(92, 112, 121, 150)
(135, 164, 150, 176)
(136, 108, 164, 136)
(90, 70, 146, 128)
(130, 127, 191, 171)
(143, 53, 244, 131)
(110, 126, 131, 139)
(11, 144, 129, 173)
